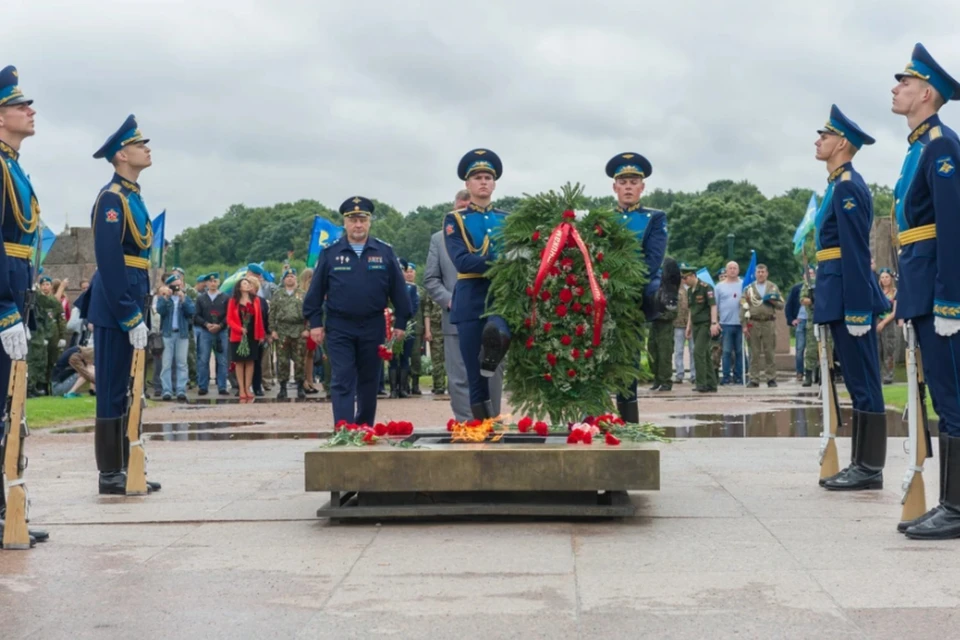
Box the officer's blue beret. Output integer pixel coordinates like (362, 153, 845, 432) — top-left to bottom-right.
(196, 274, 211, 284)
(38, 275, 52, 284)
(717, 268, 726, 279)
(407, 261, 417, 270)
(282, 267, 297, 279)
(93, 114, 150, 161)
(207, 271, 219, 280)
(817, 105, 875, 149)
(606, 152, 653, 179)
(896, 42, 960, 102)
(339, 196, 374, 217)
(172, 266, 185, 274)
(164, 274, 179, 285)
(678, 263, 697, 275)
(457, 148, 502, 181)
(0, 65, 32, 107)
(246, 263, 265, 277)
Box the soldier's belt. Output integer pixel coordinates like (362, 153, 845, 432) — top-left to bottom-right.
(899, 224, 936, 246)
(457, 273, 486, 280)
(751, 316, 775, 322)
(816, 248, 841, 262)
(3, 243, 33, 260)
(124, 255, 150, 270)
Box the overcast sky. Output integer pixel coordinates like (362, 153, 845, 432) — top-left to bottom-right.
(7, 0, 960, 236)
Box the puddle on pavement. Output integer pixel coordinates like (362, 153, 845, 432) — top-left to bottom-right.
(52, 421, 263, 435)
(185, 397, 328, 405)
(666, 407, 933, 438)
(146, 430, 328, 441)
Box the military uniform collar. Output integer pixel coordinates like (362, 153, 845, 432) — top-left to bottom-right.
(0, 138, 19, 161)
(908, 114, 941, 145)
(618, 202, 643, 213)
(111, 172, 141, 194)
(827, 162, 852, 183)
(466, 201, 493, 213)
(337, 234, 375, 251)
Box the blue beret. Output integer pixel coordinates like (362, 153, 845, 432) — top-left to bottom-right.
(0, 65, 32, 107)
(38, 275, 52, 284)
(817, 104, 875, 149)
(173, 266, 185, 274)
(282, 268, 297, 279)
(246, 263, 265, 276)
(207, 271, 219, 280)
(339, 196, 374, 217)
(164, 274, 179, 285)
(407, 262, 417, 270)
(93, 114, 150, 161)
(896, 42, 960, 102)
(606, 152, 653, 179)
(458, 148, 502, 181)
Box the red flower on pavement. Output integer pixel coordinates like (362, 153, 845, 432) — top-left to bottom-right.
(567, 368, 577, 378)
(532, 230, 541, 242)
(546, 353, 558, 367)
(525, 336, 535, 349)
(571, 348, 580, 360)
(575, 325, 585, 337)
(534, 421, 549, 437)
(572, 302, 583, 313)
(543, 322, 553, 333)
(567, 430, 582, 444)
(559, 288, 573, 304)
(560, 335, 572, 346)
(540, 290, 552, 301)
(555, 305, 569, 318)
(362, 430, 376, 443)
(565, 274, 578, 286)
(374, 423, 388, 436)
(605, 432, 621, 446)
(517, 416, 533, 433)
(446, 418, 457, 431)
(562, 210, 576, 219)
(582, 431, 593, 444)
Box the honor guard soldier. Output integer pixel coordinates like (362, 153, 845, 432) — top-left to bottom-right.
(890, 44, 960, 538)
(0, 65, 49, 546)
(443, 149, 511, 419)
(606, 153, 680, 420)
(304, 197, 411, 426)
(811, 105, 889, 491)
(85, 115, 160, 495)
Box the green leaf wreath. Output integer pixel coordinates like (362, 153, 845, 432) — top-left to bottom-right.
(487, 183, 649, 424)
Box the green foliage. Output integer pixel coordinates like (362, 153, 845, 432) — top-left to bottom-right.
(487, 183, 648, 424)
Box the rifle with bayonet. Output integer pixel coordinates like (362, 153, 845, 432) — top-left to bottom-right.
(817, 323, 841, 479)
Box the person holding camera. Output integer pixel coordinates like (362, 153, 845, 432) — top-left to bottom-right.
(156, 273, 196, 401)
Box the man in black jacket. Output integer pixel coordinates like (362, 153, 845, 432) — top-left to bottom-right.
(785, 280, 803, 381)
(193, 273, 229, 396)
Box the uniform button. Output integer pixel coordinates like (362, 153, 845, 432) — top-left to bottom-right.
(895, 199, 900, 204)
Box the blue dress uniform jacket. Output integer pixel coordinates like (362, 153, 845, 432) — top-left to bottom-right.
(302, 234, 410, 425)
(617, 205, 667, 318)
(813, 162, 886, 413)
(443, 203, 508, 324)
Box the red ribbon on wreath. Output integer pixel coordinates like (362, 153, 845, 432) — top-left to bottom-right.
(530, 212, 606, 346)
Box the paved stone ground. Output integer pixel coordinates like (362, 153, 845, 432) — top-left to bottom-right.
(3, 380, 957, 639)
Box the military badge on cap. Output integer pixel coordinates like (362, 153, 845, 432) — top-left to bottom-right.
(339, 196, 374, 218)
(678, 262, 697, 275)
(817, 105, 875, 149)
(93, 114, 150, 162)
(606, 152, 653, 179)
(0, 65, 32, 107)
(896, 42, 960, 102)
(457, 148, 502, 181)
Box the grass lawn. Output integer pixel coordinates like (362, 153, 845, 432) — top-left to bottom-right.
(842, 382, 938, 418)
(26, 395, 98, 428)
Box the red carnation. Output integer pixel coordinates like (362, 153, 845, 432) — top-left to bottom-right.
(467, 419, 482, 427)
(574, 286, 584, 297)
(362, 431, 376, 443)
(585, 349, 594, 359)
(540, 290, 551, 301)
(525, 336, 535, 350)
(386, 421, 399, 435)
(517, 416, 533, 432)
(572, 302, 583, 312)
(605, 432, 621, 446)
(565, 274, 578, 286)
(561, 258, 574, 271)
(567, 431, 582, 444)
(543, 322, 553, 333)
(547, 353, 558, 366)
(555, 305, 569, 318)
(596, 252, 604, 263)
(374, 423, 388, 436)
(560, 335, 572, 346)
(582, 431, 593, 444)
(584, 304, 593, 314)
(446, 418, 457, 431)
(400, 421, 414, 435)
(602, 272, 610, 280)
(575, 325, 585, 337)
(549, 266, 560, 277)
(559, 288, 573, 304)
(336, 419, 348, 430)
(525, 286, 535, 297)
(584, 416, 598, 426)
(544, 373, 553, 382)
(535, 421, 549, 437)
(524, 318, 533, 329)
(595, 224, 604, 236)
(532, 230, 540, 242)
(562, 210, 576, 219)
(567, 368, 577, 378)
(571, 348, 580, 360)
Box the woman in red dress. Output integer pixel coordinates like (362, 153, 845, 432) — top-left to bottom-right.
(227, 276, 265, 401)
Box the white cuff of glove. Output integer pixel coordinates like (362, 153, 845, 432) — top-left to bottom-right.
(935, 317, 960, 337)
(0, 324, 28, 361)
(846, 324, 870, 337)
(129, 322, 149, 349)
(58, 339, 66, 349)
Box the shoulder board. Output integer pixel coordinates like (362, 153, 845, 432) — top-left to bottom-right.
(491, 207, 508, 215)
(840, 171, 852, 182)
(372, 237, 393, 249)
(643, 207, 666, 215)
(930, 126, 943, 141)
(452, 207, 468, 214)
(108, 183, 123, 194)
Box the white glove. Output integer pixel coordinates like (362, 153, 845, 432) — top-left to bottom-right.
(129, 322, 148, 349)
(0, 324, 28, 361)
(846, 324, 870, 337)
(935, 317, 960, 337)
(57, 339, 66, 349)
(25, 326, 30, 341)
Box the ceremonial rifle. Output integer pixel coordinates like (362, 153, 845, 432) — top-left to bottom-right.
(124, 347, 148, 495)
(900, 322, 928, 521)
(817, 323, 841, 479)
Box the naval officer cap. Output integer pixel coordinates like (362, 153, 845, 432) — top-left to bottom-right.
(339, 196, 374, 218)
(817, 105, 875, 149)
(606, 152, 653, 179)
(896, 42, 960, 102)
(93, 114, 150, 162)
(457, 148, 502, 181)
(0, 65, 32, 107)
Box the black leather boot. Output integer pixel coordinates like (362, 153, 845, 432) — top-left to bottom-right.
(824, 410, 885, 491)
(802, 370, 812, 387)
(276, 383, 288, 400)
(479, 322, 510, 377)
(619, 400, 639, 424)
(398, 370, 410, 398)
(905, 434, 960, 540)
(96, 417, 127, 495)
(471, 400, 494, 420)
(389, 369, 399, 399)
(820, 396, 859, 487)
(122, 428, 160, 493)
(296, 383, 306, 400)
(899, 433, 947, 533)
(410, 374, 422, 396)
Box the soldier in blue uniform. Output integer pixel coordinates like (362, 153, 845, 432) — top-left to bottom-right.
(811, 105, 890, 491)
(85, 114, 160, 495)
(0, 65, 49, 546)
(304, 197, 411, 426)
(888, 44, 960, 539)
(606, 153, 680, 421)
(443, 149, 510, 420)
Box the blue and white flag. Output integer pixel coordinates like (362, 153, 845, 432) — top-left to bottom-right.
(151, 210, 165, 268)
(307, 216, 343, 268)
(792, 194, 818, 255)
(741, 250, 758, 292)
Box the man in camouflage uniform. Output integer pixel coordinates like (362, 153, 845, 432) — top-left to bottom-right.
(269, 268, 307, 399)
(422, 293, 446, 394)
(27, 276, 65, 396)
(648, 305, 676, 392)
(682, 264, 719, 392)
(408, 262, 423, 395)
(741, 264, 784, 387)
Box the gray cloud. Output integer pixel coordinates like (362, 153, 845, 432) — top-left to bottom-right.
(8, 0, 960, 235)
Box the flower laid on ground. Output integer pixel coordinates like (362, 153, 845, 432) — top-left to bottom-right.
(517, 416, 534, 433)
(534, 421, 549, 436)
(374, 421, 414, 436)
(327, 422, 379, 446)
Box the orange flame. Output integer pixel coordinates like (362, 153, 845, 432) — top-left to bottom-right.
(450, 415, 511, 443)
